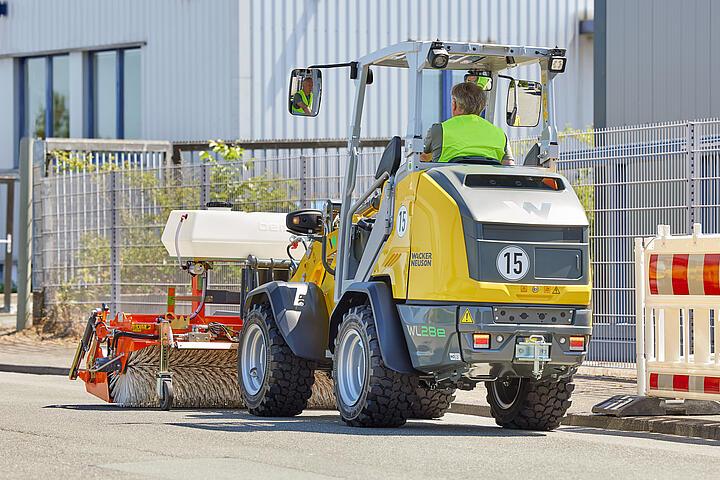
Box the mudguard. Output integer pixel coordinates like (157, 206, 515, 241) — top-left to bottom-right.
(245, 281, 329, 363)
(329, 281, 418, 374)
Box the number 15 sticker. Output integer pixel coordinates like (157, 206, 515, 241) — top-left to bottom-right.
(396, 205, 408, 237)
(496, 245, 529, 281)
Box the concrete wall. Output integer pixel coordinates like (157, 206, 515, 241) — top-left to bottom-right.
(598, 0, 720, 127)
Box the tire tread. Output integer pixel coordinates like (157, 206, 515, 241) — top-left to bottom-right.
(241, 304, 315, 417)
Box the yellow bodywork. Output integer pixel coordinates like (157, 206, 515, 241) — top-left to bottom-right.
(291, 230, 338, 315)
(292, 170, 591, 310)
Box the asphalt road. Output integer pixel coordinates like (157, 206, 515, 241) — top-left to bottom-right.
(0, 372, 718, 480)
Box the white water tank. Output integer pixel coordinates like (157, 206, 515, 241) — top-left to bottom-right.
(161, 209, 295, 260)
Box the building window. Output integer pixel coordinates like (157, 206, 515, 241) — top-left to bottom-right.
(22, 54, 70, 139)
(421, 70, 443, 132)
(90, 48, 141, 139)
(123, 49, 141, 139)
(52, 56, 70, 137)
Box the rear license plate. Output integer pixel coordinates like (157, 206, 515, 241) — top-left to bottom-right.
(515, 341, 551, 362)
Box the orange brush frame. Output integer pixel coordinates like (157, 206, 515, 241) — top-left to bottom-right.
(75, 277, 244, 403)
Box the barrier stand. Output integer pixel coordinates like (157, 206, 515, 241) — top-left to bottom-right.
(593, 224, 720, 417)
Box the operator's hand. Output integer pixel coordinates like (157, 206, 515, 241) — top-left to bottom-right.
(419, 152, 432, 162)
(502, 158, 515, 166)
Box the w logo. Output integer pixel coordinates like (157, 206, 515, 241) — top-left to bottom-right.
(503, 201, 552, 219)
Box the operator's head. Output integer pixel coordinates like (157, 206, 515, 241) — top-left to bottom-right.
(302, 77, 314, 94)
(451, 82, 486, 117)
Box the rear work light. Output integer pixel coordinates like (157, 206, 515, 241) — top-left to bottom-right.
(473, 333, 491, 349)
(569, 336, 586, 351)
(464, 174, 565, 191)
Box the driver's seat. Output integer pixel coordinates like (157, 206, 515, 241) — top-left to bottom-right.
(375, 136, 402, 179)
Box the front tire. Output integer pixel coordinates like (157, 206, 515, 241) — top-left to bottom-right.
(486, 377, 575, 431)
(238, 304, 315, 417)
(333, 306, 417, 428)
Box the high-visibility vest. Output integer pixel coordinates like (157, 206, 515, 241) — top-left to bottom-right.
(438, 114, 506, 163)
(292, 90, 313, 114)
(476, 76, 491, 90)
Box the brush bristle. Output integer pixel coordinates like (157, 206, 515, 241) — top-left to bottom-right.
(109, 346, 336, 410)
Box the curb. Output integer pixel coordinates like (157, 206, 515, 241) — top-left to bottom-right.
(0, 364, 69, 376)
(449, 402, 720, 442)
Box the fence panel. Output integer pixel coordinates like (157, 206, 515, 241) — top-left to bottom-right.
(30, 122, 720, 368)
(554, 122, 693, 368)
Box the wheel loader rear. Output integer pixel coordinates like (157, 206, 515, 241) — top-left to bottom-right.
(239, 41, 592, 429)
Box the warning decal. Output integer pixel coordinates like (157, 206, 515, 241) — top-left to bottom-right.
(461, 309, 474, 324)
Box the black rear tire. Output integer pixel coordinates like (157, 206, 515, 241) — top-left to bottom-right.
(410, 386, 456, 419)
(238, 304, 315, 417)
(333, 306, 417, 428)
(486, 377, 574, 431)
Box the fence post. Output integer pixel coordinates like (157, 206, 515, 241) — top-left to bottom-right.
(686, 121, 696, 227)
(200, 162, 210, 208)
(300, 154, 308, 207)
(16, 138, 36, 331)
(634, 237, 647, 396)
(109, 171, 121, 315)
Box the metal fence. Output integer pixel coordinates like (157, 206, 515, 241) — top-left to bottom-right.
(27, 119, 720, 368)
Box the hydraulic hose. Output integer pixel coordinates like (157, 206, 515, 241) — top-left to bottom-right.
(188, 269, 208, 321)
(174, 214, 188, 269)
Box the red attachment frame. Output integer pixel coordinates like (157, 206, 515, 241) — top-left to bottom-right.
(74, 279, 243, 403)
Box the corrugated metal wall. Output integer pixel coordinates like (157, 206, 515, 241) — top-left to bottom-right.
(248, 0, 595, 141)
(0, 0, 593, 147)
(602, 0, 720, 127)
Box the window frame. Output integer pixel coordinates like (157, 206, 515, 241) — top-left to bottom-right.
(88, 47, 141, 139)
(19, 53, 70, 140)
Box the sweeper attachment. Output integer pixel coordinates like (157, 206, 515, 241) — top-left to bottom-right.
(69, 207, 334, 410)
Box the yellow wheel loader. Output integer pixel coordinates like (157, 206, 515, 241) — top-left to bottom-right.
(239, 41, 591, 429)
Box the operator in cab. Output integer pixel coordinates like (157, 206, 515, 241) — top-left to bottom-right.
(291, 77, 314, 115)
(420, 82, 514, 165)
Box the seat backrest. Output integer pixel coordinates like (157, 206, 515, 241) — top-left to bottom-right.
(375, 136, 402, 179)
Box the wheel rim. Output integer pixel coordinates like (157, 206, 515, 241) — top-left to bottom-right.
(241, 323, 267, 396)
(336, 327, 367, 407)
(492, 378, 522, 410)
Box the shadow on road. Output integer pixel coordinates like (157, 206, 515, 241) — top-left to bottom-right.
(45, 404, 163, 412)
(169, 410, 544, 438)
(560, 425, 720, 447)
(45, 404, 543, 437)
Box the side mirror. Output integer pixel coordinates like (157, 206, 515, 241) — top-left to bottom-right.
(506, 79, 542, 127)
(286, 209, 323, 235)
(288, 68, 322, 117)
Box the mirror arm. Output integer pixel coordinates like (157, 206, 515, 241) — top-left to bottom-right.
(320, 226, 336, 276)
(308, 61, 358, 79)
(538, 67, 559, 169)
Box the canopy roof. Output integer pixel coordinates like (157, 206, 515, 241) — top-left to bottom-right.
(358, 40, 565, 72)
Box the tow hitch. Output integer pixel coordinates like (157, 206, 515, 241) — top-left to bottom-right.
(515, 335, 552, 379)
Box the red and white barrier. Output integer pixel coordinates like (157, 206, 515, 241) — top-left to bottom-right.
(635, 224, 720, 401)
